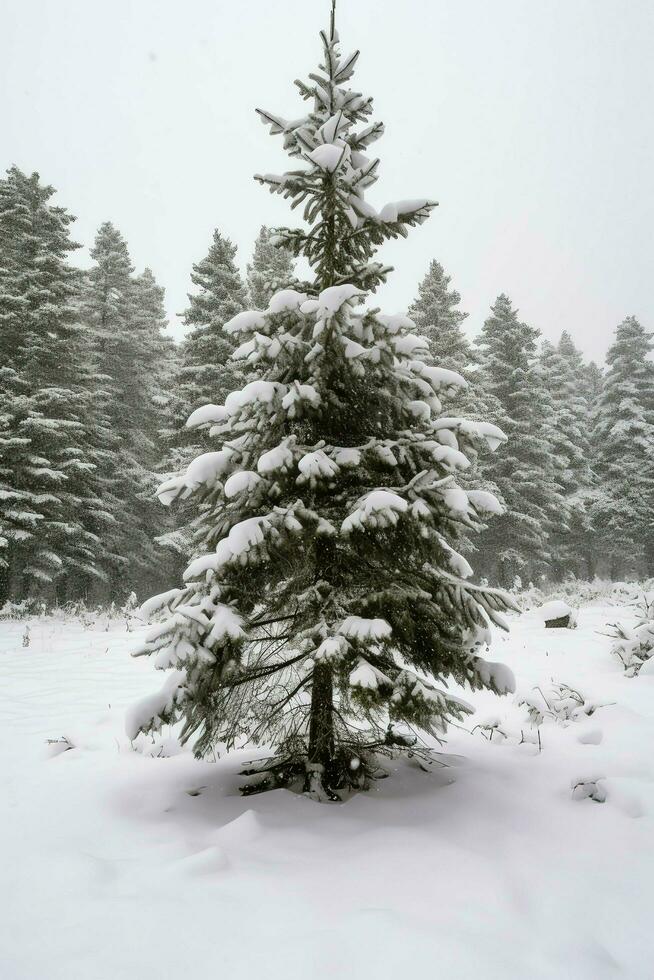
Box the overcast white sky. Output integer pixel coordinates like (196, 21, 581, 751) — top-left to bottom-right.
(2, 0, 653, 362)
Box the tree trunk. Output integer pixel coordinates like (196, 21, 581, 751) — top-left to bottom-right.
(55, 575, 70, 607)
(305, 527, 338, 797)
(498, 558, 515, 591)
(0, 561, 10, 607)
(644, 537, 654, 577)
(308, 662, 334, 770)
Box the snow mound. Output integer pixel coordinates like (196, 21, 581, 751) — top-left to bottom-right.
(257, 443, 294, 475)
(125, 669, 185, 740)
(224, 471, 262, 499)
(309, 142, 349, 172)
(532, 600, 574, 622)
(185, 451, 232, 489)
(297, 450, 339, 485)
(338, 616, 392, 641)
(223, 309, 267, 335)
(267, 289, 307, 314)
(342, 489, 408, 534)
(213, 810, 263, 848)
(168, 845, 229, 877)
(317, 283, 364, 315)
(185, 404, 228, 429)
(2, 602, 654, 978)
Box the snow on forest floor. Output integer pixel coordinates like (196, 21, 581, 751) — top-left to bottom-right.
(2, 605, 654, 980)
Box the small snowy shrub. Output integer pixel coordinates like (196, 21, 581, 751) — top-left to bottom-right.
(608, 580, 654, 612)
(0, 599, 37, 621)
(518, 683, 599, 726)
(609, 619, 654, 676)
(471, 716, 510, 742)
(509, 577, 654, 613)
(509, 582, 545, 612)
(0, 598, 143, 634)
(571, 777, 606, 803)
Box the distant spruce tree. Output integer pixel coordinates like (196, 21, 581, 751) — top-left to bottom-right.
(591, 316, 654, 577)
(582, 360, 604, 407)
(246, 226, 295, 310)
(131, 267, 178, 397)
(474, 294, 563, 586)
(162, 231, 250, 567)
(406, 259, 504, 578)
(407, 259, 505, 432)
(174, 230, 248, 435)
(408, 260, 472, 374)
(557, 332, 601, 578)
(0, 167, 112, 601)
(130, 266, 182, 583)
(130, 7, 516, 801)
(540, 333, 596, 579)
(580, 359, 604, 576)
(0, 367, 41, 601)
(83, 223, 174, 597)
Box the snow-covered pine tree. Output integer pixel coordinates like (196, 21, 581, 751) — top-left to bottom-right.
(173, 230, 248, 438)
(246, 226, 295, 310)
(406, 259, 503, 575)
(408, 260, 472, 374)
(0, 167, 112, 601)
(474, 294, 563, 586)
(129, 6, 516, 800)
(162, 231, 250, 567)
(129, 266, 181, 586)
(122, 268, 185, 588)
(83, 224, 174, 597)
(131, 267, 178, 395)
(591, 316, 654, 577)
(581, 359, 603, 408)
(0, 368, 39, 603)
(557, 330, 587, 381)
(578, 356, 604, 576)
(540, 333, 595, 579)
(84, 223, 136, 400)
(406, 259, 506, 436)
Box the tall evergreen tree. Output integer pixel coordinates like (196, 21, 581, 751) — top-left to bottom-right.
(591, 316, 654, 576)
(246, 226, 295, 310)
(474, 295, 563, 586)
(130, 9, 515, 800)
(579, 357, 604, 572)
(406, 259, 503, 429)
(0, 367, 40, 599)
(130, 266, 182, 580)
(83, 223, 134, 420)
(408, 260, 472, 374)
(130, 266, 179, 467)
(0, 167, 111, 601)
(82, 224, 174, 597)
(174, 230, 247, 432)
(540, 333, 595, 578)
(581, 359, 604, 408)
(131, 267, 178, 394)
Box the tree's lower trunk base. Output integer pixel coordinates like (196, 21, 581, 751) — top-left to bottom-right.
(239, 749, 369, 801)
(303, 764, 342, 802)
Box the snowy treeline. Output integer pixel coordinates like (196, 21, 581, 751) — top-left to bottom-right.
(410, 263, 654, 586)
(0, 169, 293, 605)
(1, 147, 653, 606)
(0, 171, 176, 605)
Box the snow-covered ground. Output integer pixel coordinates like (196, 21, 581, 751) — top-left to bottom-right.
(2, 605, 653, 980)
